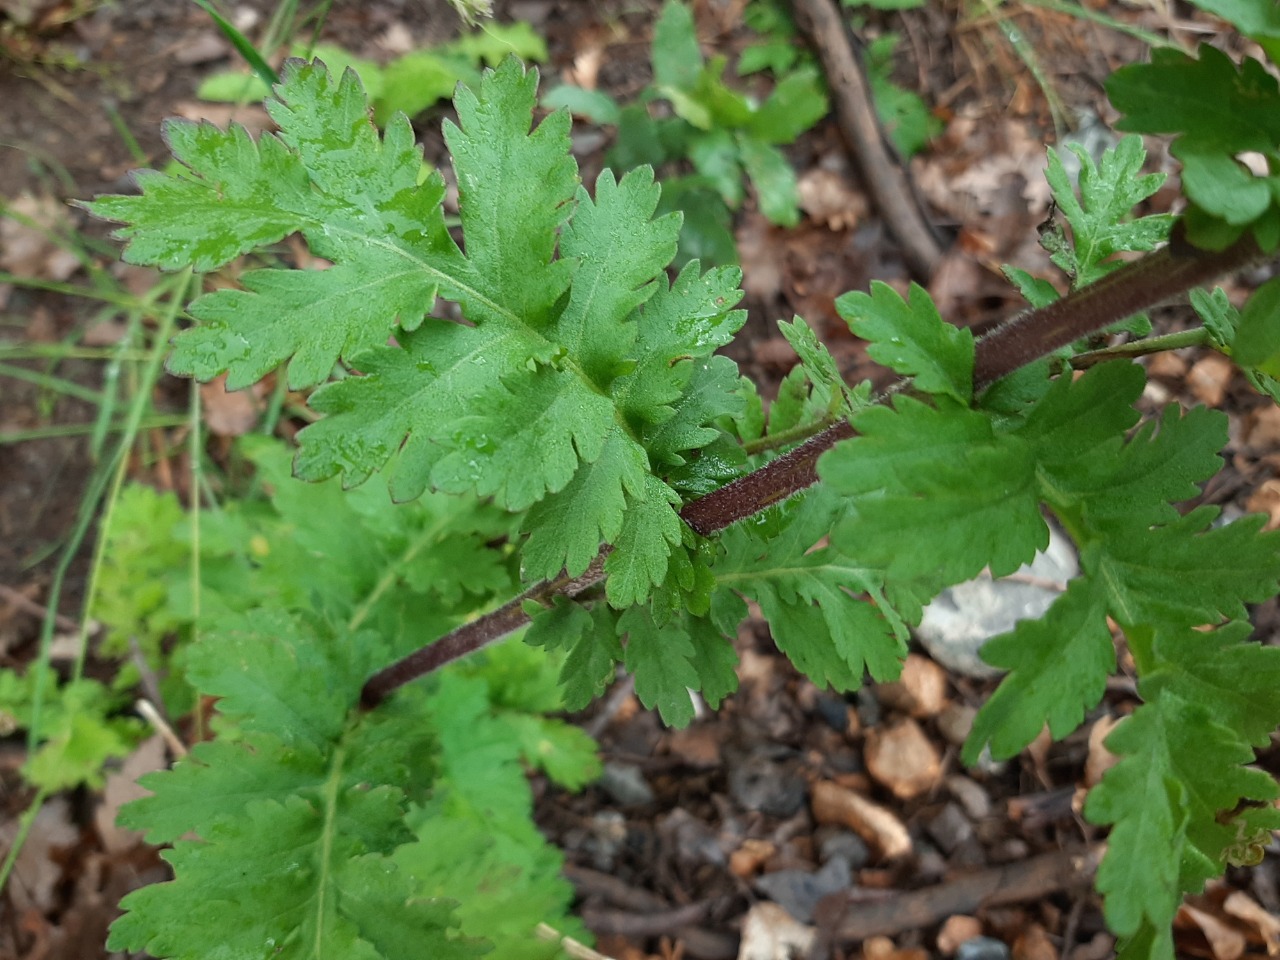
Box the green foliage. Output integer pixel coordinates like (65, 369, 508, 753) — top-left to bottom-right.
(86, 31, 1280, 960)
(1004, 134, 1172, 338)
(0, 669, 141, 792)
(544, 0, 831, 264)
(93, 437, 597, 958)
(198, 24, 548, 125)
(1107, 45, 1280, 251)
(91, 58, 747, 609)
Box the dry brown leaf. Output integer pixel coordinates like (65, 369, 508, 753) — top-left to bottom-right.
(0, 192, 82, 282)
(1243, 406, 1280, 454)
(729, 839, 777, 879)
(735, 211, 785, 302)
(95, 734, 169, 853)
(201, 373, 263, 436)
(737, 902, 816, 960)
(796, 167, 867, 231)
(811, 780, 912, 859)
(1222, 891, 1280, 955)
(1013, 922, 1059, 960)
(863, 934, 929, 960)
(1186, 353, 1234, 407)
(936, 915, 984, 955)
(664, 724, 722, 769)
(1084, 715, 1121, 788)
(1146, 350, 1188, 381)
(874, 654, 949, 718)
(1245, 480, 1280, 531)
(1181, 904, 1247, 960)
(864, 718, 942, 800)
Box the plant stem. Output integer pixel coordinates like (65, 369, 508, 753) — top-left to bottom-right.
(1069, 327, 1209, 368)
(359, 229, 1269, 708)
(360, 553, 608, 707)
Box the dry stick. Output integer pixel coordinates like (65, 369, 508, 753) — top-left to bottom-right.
(360, 230, 1267, 709)
(834, 847, 1102, 942)
(788, 0, 945, 280)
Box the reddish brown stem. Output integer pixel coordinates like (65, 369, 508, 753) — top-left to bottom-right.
(359, 230, 1267, 708)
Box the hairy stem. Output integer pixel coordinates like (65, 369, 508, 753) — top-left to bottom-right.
(360, 229, 1267, 708)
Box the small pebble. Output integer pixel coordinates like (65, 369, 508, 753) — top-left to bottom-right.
(956, 936, 1011, 960)
(730, 755, 807, 817)
(925, 803, 974, 854)
(754, 855, 852, 923)
(817, 828, 870, 870)
(599, 762, 654, 806)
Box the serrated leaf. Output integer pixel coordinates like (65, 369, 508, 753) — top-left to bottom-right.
(1048, 403, 1226, 526)
(821, 397, 1046, 584)
(1234, 273, 1280, 367)
(108, 617, 478, 960)
(553, 167, 681, 383)
(1145, 621, 1280, 747)
(1043, 136, 1172, 286)
(619, 605, 701, 726)
(835, 281, 974, 401)
(963, 579, 1114, 762)
(1088, 510, 1280, 628)
(1085, 692, 1280, 944)
(1108, 46, 1280, 149)
(604, 474, 684, 607)
(520, 430, 647, 579)
(110, 796, 479, 960)
(1013, 361, 1144, 469)
(713, 491, 909, 689)
(525, 600, 622, 710)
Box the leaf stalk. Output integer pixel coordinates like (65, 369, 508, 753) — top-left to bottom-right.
(359, 229, 1269, 708)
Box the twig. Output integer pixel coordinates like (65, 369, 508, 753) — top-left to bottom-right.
(788, 0, 945, 280)
(535, 923, 616, 960)
(581, 901, 714, 937)
(136, 699, 189, 758)
(834, 847, 1102, 942)
(0, 583, 86, 634)
(359, 229, 1271, 708)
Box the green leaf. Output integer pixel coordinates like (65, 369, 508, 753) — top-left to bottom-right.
(746, 66, 829, 145)
(688, 128, 745, 206)
(1108, 45, 1280, 149)
(737, 136, 800, 226)
(107, 616, 482, 960)
(541, 85, 621, 125)
(1146, 621, 1280, 747)
(1233, 273, 1280, 367)
(835, 281, 974, 401)
(525, 600, 622, 711)
(1050, 404, 1227, 527)
(1043, 136, 1173, 286)
(1088, 510, 1280, 629)
(653, 0, 703, 91)
(1184, 0, 1280, 41)
(1085, 692, 1280, 944)
(619, 605, 702, 726)
(820, 397, 1046, 584)
(376, 51, 467, 123)
(865, 35, 940, 158)
(713, 491, 909, 689)
(963, 579, 1114, 762)
(395, 672, 585, 958)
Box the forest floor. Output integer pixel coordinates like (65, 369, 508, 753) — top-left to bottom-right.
(2, 1, 1279, 959)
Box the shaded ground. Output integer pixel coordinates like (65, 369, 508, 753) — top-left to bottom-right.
(2, 1, 1280, 959)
